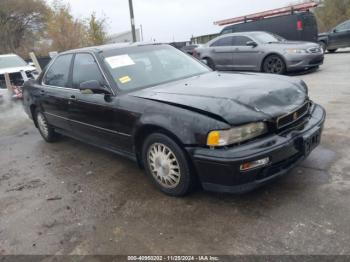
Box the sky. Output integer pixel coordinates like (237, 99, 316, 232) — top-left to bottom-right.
(63, 0, 296, 42)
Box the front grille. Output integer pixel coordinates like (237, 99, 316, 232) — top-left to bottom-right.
(276, 102, 310, 129)
(309, 57, 324, 65)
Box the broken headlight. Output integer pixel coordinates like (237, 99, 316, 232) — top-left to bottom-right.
(207, 122, 267, 147)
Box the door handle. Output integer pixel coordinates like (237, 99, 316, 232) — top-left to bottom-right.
(40, 90, 45, 96)
(70, 95, 76, 100)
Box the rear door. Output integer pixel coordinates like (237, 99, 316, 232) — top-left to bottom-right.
(68, 53, 133, 154)
(41, 54, 75, 130)
(231, 36, 261, 71)
(209, 36, 235, 70)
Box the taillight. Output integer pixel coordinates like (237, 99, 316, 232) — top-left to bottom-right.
(297, 20, 303, 31)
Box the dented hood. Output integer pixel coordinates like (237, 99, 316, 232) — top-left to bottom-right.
(132, 72, 308, 125)
(0, 65, 36, 75)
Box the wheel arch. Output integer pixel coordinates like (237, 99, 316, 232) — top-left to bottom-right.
(133, 124, 186, 168)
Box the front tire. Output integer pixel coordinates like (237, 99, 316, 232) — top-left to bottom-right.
(204, 58, 216, 70)
(142, 133, 194, 196)
(318, 41, 327, 53)
(35, 110, 59, 143)
(262, 55, 286, 74)
(327, 49, 337, 53)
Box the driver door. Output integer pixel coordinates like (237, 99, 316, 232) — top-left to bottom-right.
(329, 21, 350, 48)
(68, 53, 133, 154)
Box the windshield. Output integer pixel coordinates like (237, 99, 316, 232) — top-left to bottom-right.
(251, 32, 285, 43)
(0, 55, 27, 69)
(103, 45, 210, 91)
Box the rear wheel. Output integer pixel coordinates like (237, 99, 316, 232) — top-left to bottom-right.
(327, 49, 337, 53)
(262, 55, 286, 75)
(142, 133, 194, 196)
(204, 58, 216, 70)
(35, 110, 59, 142)
(318, 41, 327, 53)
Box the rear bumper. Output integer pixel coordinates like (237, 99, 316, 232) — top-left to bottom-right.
(285, 53, 324, 71)
(186, 104, 326, 193)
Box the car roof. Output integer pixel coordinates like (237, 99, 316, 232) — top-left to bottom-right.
(60, 42, 167, 55)
(219, 31, 268, 37)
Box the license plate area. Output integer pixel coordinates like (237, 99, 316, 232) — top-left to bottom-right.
(302, 128, 321, 156)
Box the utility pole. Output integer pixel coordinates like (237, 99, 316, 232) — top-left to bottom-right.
(128, 0, 137, 42)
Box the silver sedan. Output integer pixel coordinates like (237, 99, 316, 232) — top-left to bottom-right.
(195, 31, 324, 74)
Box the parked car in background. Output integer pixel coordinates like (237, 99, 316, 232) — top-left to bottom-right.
(195, 31, 324, 74)
(181, 44, 202, 56)
(23, 43, 325, 196)
(0, 54, 38, 100)
(220, 12, 318, 43)
(318, 19, 350, 53)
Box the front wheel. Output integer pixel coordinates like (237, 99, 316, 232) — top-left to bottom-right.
(35, 110, 59, 142)
(204, 58, 216, 70)
(327, 49, 337, 53)
(142, 133, 194, 196)
(262, 55, 286, 74)
(318, 41, 327, 53)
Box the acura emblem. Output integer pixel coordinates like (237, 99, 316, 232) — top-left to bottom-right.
(293, 112, 298, 120)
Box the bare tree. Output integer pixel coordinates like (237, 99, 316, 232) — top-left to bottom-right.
(0, 0, 49, 57)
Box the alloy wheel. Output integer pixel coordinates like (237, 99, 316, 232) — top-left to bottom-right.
(264, 56, 284, 74)
(147, 143, 181, 189)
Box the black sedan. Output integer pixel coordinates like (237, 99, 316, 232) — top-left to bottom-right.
(23, 43, 326, 196)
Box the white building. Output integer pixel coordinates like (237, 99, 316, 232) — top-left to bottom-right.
(107, 29, 141, 44)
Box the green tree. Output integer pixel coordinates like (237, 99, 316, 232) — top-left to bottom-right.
(46, 1, 88, 52)
(315, 0, 350, 32)
(87, 13, 108, 46)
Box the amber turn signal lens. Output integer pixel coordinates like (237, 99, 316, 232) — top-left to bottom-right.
(207, 131, 220, 146)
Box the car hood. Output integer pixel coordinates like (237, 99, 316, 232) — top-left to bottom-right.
(318, 32, 329, 37)
(0, 65, 36, 75)
(268, 41, 319, 49)
(132, 72, 308, 125)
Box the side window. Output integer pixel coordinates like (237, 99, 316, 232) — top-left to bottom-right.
(221, 29, 233, 35)
(211, 37, 233, 47)
(336, 21, 350, 32)
(44, 54, 73, 87)
(232, 36, 252, 46)
(72, 53, 104, 89)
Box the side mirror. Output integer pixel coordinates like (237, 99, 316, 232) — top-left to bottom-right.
(246, 41, 258, 47)
(333, 28, 338, 33)
(79, 80, 110, 94)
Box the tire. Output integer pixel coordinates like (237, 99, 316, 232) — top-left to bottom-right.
(142, 133, 194, 196)
(35, 110, 59, 143)
(327, 49, 337, 53)
(262, 55, 286, 75)
(204, 58, 216, 70)
(318, 41, 327, 53)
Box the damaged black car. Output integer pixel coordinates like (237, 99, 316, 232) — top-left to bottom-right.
(22, 43, 326, 196)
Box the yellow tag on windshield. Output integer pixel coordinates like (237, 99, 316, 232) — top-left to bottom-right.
(119, 76, 131, 84)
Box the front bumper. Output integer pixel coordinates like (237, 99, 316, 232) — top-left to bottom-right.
(285, 53, 324, 72)
(187, 104, 326, 193)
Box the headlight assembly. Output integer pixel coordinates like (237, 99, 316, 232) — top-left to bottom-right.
(207, 122, 267, 147)
(285, 48, 308, 54)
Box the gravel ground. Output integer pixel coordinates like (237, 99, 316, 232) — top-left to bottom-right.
(0, 49, 350, 255)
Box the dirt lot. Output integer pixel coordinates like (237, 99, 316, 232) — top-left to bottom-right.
(1, 50, 350, 255)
